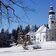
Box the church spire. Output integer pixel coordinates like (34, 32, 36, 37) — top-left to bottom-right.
(49, 5, 55, 15)
(48, 2, 55, 19)
(49, 2, 55, 15)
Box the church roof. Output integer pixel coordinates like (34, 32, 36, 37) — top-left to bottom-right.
(36, 24, 49, 33)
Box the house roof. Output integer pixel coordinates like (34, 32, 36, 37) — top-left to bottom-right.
(26, 31, 35, 36)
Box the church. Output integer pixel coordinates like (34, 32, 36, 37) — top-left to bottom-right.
(35, 5, 56, 42)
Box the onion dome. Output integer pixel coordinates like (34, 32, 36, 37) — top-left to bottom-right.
(49, 6, 55, 15)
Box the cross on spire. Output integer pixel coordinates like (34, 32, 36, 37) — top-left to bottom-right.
(50, 0, 53, 6)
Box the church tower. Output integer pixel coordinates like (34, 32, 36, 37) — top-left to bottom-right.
(48, 4, 56, 41)
(48, 5, 56, 30)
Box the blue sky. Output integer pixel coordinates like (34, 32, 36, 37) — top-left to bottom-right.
(0, 0, 56, 32)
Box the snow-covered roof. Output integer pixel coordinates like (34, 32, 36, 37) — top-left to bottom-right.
(26, 31, 35, 36)
(36, 25, 48, 33)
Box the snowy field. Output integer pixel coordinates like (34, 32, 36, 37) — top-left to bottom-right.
(0, 41, 56, 56)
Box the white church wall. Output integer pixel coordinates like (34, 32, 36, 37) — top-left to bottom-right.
(35, 25, 48, 42)
(35, 32, 47, 42)
(48, 18, 56, 30)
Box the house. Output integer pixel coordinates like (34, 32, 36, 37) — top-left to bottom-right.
(26, 31, 36, 44)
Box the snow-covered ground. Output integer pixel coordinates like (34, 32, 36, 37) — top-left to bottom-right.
(41, 41, 56, 49)
(0, 41, 56, 56)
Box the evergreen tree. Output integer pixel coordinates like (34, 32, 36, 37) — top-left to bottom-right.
(1, 28, 4, 33)
(18, 25, 22, 34)
(34, 25, 38, 31)
(5, 29, 9, 35)
(17, 25, 23, 38)
(12, 29, 17, 42)
(25, 25, 30, 34)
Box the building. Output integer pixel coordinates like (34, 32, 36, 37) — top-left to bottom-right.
(35, 5, 56, 42)
(26, 31, 36, 44)
(25, 5, 56, 44)
(48, 5, 56, 41)
(35, 25, 48, 42)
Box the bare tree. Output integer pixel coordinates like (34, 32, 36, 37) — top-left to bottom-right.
(0, 0, 37, 25)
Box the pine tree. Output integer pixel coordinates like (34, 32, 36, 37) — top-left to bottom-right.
(25, 25, 30, 34)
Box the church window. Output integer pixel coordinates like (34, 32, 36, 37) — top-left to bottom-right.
(51, 21, 54, 23)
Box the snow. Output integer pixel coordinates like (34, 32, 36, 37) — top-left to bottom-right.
(36, 25, 48, 33)
(41, 41, 56, 49)
(0, 41, 56, 56)
(0, 47, 56, 56)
